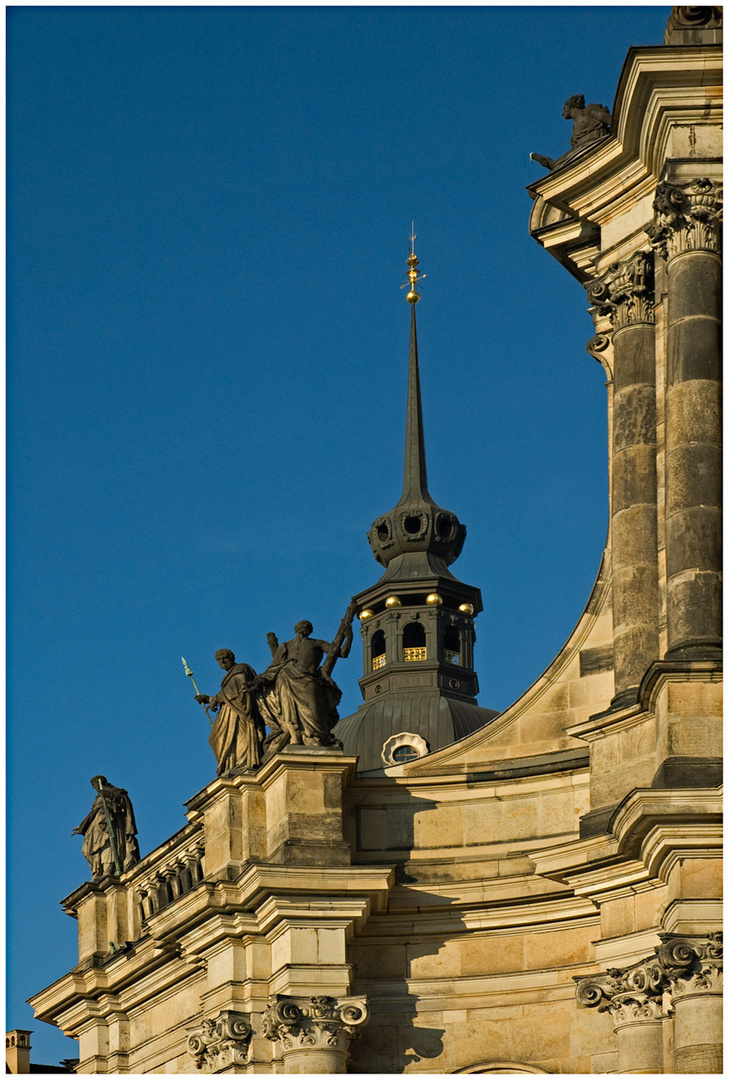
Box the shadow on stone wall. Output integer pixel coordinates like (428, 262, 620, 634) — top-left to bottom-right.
(345, 786, 462, 1073)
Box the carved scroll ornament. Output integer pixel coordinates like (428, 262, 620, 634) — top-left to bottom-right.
(585, 252, 655, 332)
(648, 178, 723, 260)
(187, 1011, 252, 1071)
(261, 994, 368, 1053)
(575, 933, 722, 1023)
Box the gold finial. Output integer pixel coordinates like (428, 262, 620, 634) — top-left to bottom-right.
(402, 222, 426, 304)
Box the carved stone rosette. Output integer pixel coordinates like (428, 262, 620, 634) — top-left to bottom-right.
(648, 178, 723, 260)
(187, 1010, 252, 1072)
(261, 994, 368, 1055)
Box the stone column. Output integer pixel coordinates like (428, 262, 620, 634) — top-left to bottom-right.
(657, 933, 723, 1074)
(588, 251, 659, 707)
(576, 957, 667, 1073)
(261, 995, 368, 1074)
(649, 179, 722, 660)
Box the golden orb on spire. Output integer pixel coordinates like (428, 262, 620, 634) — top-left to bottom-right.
(402, 224, 426, 303)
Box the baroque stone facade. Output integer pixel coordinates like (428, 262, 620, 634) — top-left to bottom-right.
(29, 9, 721, 1075)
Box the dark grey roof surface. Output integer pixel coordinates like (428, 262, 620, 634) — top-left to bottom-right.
(333, 692, 498, 773)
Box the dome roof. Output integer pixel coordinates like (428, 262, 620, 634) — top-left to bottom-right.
(333, 692, 498, 774)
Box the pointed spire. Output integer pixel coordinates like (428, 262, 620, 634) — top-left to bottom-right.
(401, 303, 430, 502)
(366, 231, 466, 573)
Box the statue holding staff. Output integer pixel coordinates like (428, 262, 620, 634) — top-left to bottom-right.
(72, 776, 140, 880)
(255, 604, 355, 756)
(194, 649, 264, 775)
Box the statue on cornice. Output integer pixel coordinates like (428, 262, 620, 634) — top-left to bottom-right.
(531, 94, 611, 171)
(195, 649, 264, 775)
(72, 776, 140, 879)
(255, 607, 355, 756)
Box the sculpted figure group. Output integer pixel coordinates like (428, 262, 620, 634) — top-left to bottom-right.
(71, 609, 355, 882)
(195, 607, 355, 776)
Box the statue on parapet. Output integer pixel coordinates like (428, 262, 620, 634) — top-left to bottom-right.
(72, 776, 140, 880)
(195, 650, 265, 775)
(531, 94, 611, 171)
(255, 604, 356, 758)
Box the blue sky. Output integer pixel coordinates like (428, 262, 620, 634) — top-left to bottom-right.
(8, 4, 666, 1064)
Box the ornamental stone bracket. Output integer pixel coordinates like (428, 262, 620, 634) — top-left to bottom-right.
(187, 1011, 253, 1072)
(261, 994, 368, 1071)
(585, 332, 613, 377)
(648, 178, 723, 260)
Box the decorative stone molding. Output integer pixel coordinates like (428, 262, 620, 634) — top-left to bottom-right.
(585, 252, 655, 335)
(648, 178, 723, 260)
(576, 933, 722, 1022)
(187, 1010, 252, 1071)
(260, 994, 368, 1053)
(585, 253, 654, 333)
(607, 252, 655, 329)
(667, 7, 723, 31)
(656, 932, 723, 998)
(586, 333, 612, 361)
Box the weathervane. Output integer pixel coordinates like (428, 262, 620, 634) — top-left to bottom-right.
(402, 222, 426, 304)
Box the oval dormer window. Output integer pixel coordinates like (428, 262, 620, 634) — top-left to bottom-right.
(381, 732, 430, 767)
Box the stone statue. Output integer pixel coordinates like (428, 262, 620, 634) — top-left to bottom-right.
(255, 606, 355, 756)
(195, 650, 264, 775)
(72, 776, 140, 880)
(531, 94, 611, 171)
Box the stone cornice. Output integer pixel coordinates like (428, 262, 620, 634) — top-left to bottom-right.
(528, 45, 721, 280)
(566, 659, 721, 743)
(530, 787, 721, 902)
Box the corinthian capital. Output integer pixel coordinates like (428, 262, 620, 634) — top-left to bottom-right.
(585, 252, 654, 332)
(655, 932, 723, 997)
(648, 178, 723, 259)
(575, 956, 667, 1024)
(187, 1010, 252, 1071)
(260, 994, 368, 1053)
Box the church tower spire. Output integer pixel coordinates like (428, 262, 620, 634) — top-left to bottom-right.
(333, 237, 497, 773)
(366, 236, 466, 576)
(401, 303, 430, 504)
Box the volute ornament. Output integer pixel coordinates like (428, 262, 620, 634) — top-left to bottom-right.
(585, 253, 654, 333)
(187, 1010, 252, 1071)
(607, 252, 655, 329)
(656, 932, 723, 997)
(648, 178, 723, 259)
(261, 994, 368, 1053)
